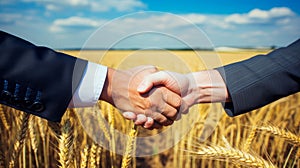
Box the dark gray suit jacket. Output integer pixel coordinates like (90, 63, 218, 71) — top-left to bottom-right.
(0, 31, 87, 122)
(217, 39, 300, 116)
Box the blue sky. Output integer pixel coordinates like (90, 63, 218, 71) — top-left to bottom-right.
(1, 0, 299, 49)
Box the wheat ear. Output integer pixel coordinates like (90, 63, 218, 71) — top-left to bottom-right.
(244, 126, 257, 152)
(121, 124, 138, 168)
(37, 117, 47, 141)
(80, 145, 89, 168)
(257, 126, 300, 146)
(58, 119, 74, 168)
(37, 118, 49, 167)
(185, 145, 276, 168)
(0, 140, 5, 168)
(9, 113, 30, 168)
(28, 116, 39, 168)
(88, 143, 97, 168)
(96, 144, 102, 168)
(0, 105, 10, 130)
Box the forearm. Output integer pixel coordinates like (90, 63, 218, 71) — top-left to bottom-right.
(99, 67, 115, 105)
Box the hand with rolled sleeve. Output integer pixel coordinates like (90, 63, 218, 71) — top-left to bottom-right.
(0, 30, 181, 129)
(98, 66, 181, 129)
(124, 69, 229, 127)
(128, 38, 300, 127)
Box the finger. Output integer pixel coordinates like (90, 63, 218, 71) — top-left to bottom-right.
(174, 100, 190, 121)
(147, 111, 174, 126)
(143, 117, 154, 129)
(122, 112, 137, 120)
(134, 114, 147, 125)
(162, 88, 182, 109)
(143, 117, 163, 130)
(137, 71, 167, 93)
(159, 104, 178, 121)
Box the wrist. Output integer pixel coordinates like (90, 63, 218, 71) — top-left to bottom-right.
(99, 68, 115, 105)
(191, 70, 229, 103)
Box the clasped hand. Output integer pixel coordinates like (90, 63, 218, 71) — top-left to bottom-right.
(100, 65, 199, 129)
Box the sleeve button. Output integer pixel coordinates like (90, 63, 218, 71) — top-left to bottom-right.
(1, 91, 12, 101)
(31, 101, 45, 112)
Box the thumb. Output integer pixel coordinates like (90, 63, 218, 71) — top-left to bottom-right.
(137, 79, 154, 94)
(137, 72, 166, 93)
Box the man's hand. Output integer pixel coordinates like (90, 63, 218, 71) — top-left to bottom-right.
(136, 69, 229, 112)
(137, 71, 197, 112)
(99, 66, 182, 129)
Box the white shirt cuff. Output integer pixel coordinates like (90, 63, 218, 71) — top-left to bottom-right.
(69, 62, 107, 108)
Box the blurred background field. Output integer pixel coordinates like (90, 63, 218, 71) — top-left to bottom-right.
(61, 49, 271, 69)
(1, 50, 299, 168)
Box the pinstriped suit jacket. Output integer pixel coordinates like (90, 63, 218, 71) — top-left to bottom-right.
(0, 31, 87, 122)
(217, 39, 300, 116)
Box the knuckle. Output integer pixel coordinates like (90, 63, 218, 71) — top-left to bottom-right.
(144, 100, 152, 110)
(174, 97, 182, 108)
(160, 117, 168, 124)
(168, 109, 177, 118)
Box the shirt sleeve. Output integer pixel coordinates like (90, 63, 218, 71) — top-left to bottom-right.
(68, 62, 107, 108)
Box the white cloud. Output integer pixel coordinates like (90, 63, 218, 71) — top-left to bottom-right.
(2, 4, 299, 49)
(248, 9, 269, 19)
(43, 9, 299, 48)
(239, 31, 266, 39)
(225, 7, 295, 24)
(276, 18, 291, 25)
(22, 0, 146, 12)
(50, 16, 105, 32)
(225, 14, 251, 24)
(268, 7, 295, 17)
(181, 14, 206, 24)
(45, 4, 60, 11)
(0, 13, 23, 23)
(95, 0, 146, 12)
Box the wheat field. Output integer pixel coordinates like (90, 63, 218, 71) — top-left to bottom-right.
(0, 50, 299, 168)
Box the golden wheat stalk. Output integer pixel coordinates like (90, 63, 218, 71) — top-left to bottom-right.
(121, 124, 138, 168)
(0, 140, 5, 168)
(96, 145, 103, 167)
(184, 144, 276, 168)
(58, 119, 74, 168)
(88, 143, 98, 168)
(243, 126, 257, 152)
(97, 110, 111, 141)
(257, 125, 300, 146)
(37, 118, 49, 168)
(80, 145, 89, 168)
(37, 117, 47, 141)
(108, 105, 118, 168)
(9, 113, 30, 168)
(48, 121, 62, 136)
(28, 116, 39, 168)
(0, 105, 10, 130)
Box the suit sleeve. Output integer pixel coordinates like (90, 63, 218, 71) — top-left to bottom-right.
(0, 31, 88, 122)
(216, 39, 300, 117)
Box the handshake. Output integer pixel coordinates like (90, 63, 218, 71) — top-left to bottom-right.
(99, 65, 229, 130)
